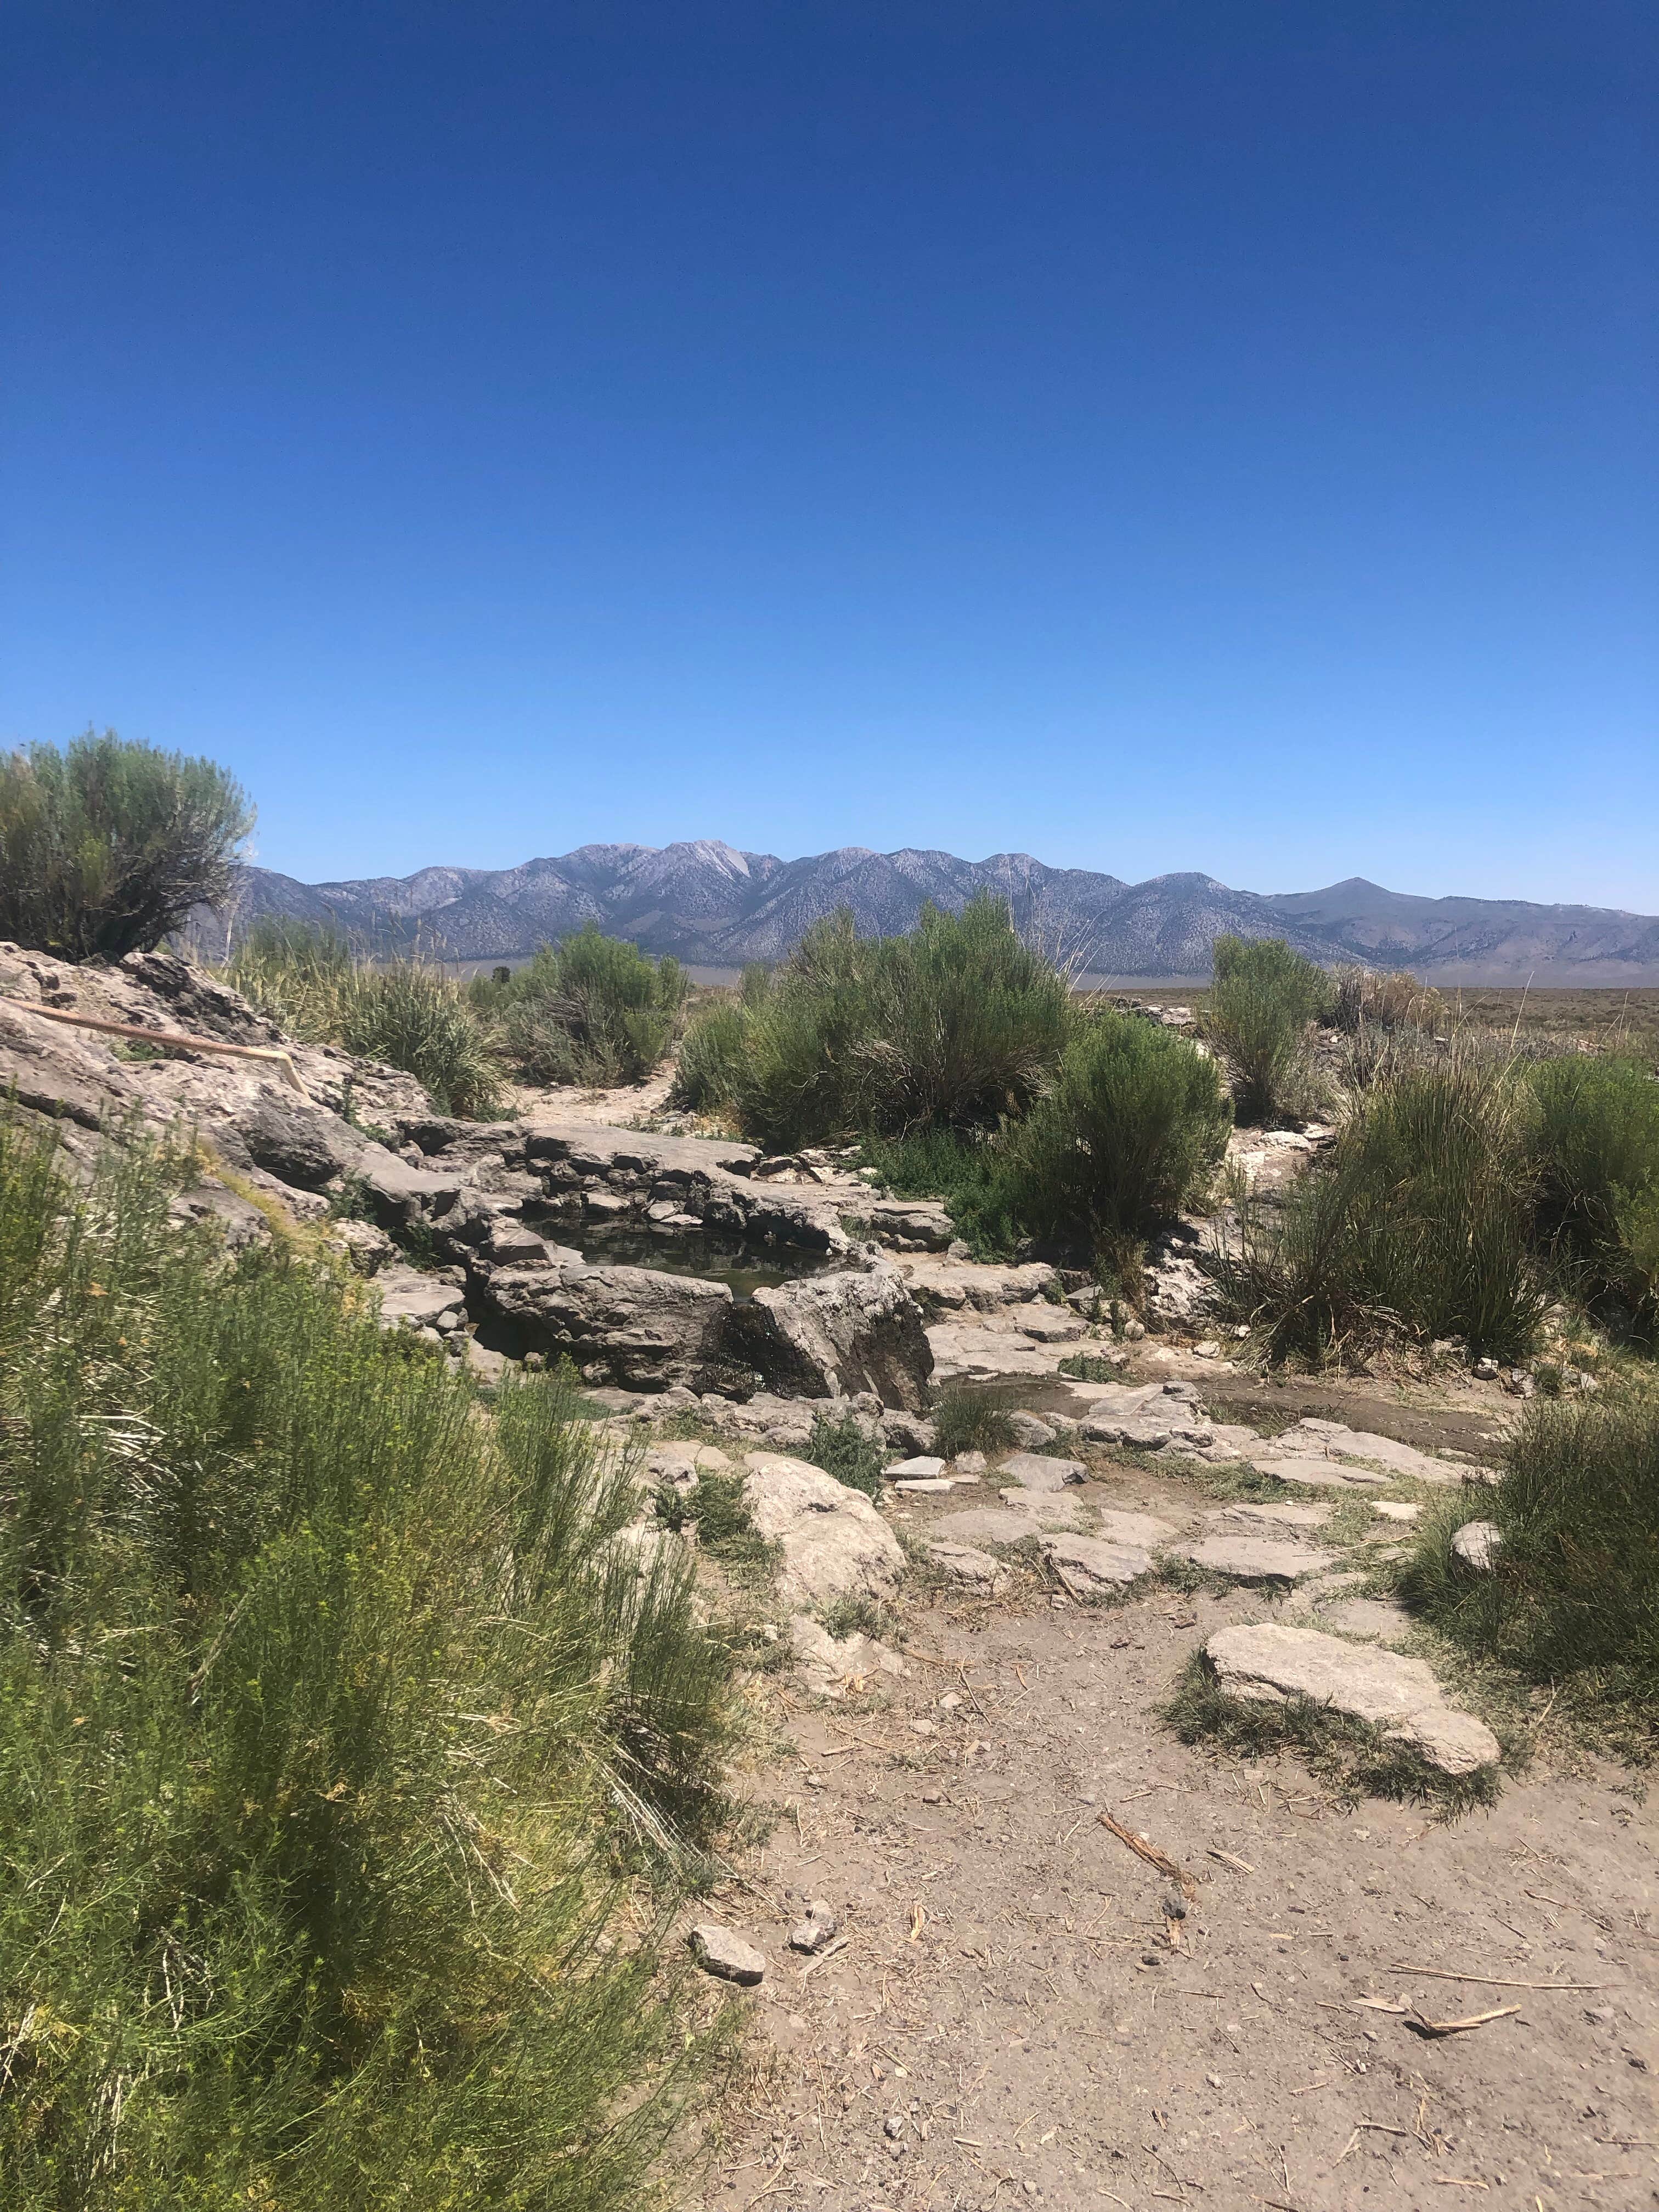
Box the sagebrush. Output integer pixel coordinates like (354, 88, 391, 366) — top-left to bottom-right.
(0, 729, 252, 962)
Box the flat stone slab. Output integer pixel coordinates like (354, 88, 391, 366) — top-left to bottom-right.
(687, 1923, 766, 1984)
(885, 1455, 946, 1479)
(1373, 1499, 1421, 1523)
(933, 1499, 1084, 1545)
(1319, 1596, 1415, 1645)
(1180, 1535, 1335, 1582)
(1205, 1623, 1501, 1775)
(1094, 1506, 1181, 1548)
(994, 1489, 1090, 1528)
(891, 1476, 964, 1494)
(1040, 1530, 1156, 1589)
(923, 1538, 1009, 1590)
(1216, 1500, 1332, 1532)
(1249, 1451, 1394, 1490)
(998, 1451, 1087, 1491)
(1261, 1419, 1497, 1488)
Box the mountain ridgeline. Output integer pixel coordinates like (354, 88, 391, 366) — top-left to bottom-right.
(194, 842, 1659, 982)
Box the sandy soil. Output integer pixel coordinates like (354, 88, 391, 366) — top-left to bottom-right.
(690, 1448, 1658, 2212)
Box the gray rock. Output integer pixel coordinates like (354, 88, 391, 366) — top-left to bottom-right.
(1040, 1531, 1156, 1589)
(885, 1455, 946, 1480)
(923, 1538, 1008, 1590)
(376, 1267, 469, 1334)
(1204, 1623, 1501, 1775)
(1007, 1410, 1059, 1446)
(1451, 1519, 1503, 1572)
(731, 1263, 934, 1409)
(744, 1453, 906, 1608)
(1179, 1535, 1335, 1582)
(999, 1451, 1086, 1491)
(484, 1262, 736, 1392)
(1319, 1596, 1414, 1644)
(1217, 1500, 1331, 1532)
(789, 1901, 840, 1954)
(789, 1613, 906, 1697)
(687, 1923, 766, 1985)
(1372, 1499, 1420, 1523)
(238, 1096, 351, 1190)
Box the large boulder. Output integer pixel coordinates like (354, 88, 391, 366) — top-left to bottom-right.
(741, 1452, 906, 1609)
(731, 1263, 934, 1410)
(483, 1262, 737, 1392)
(1203, 1623, 1501, 1777)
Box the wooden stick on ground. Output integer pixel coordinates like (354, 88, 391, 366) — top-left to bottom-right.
(1, 996, 312, 1099)
(1098, 1809, 1199, 1900)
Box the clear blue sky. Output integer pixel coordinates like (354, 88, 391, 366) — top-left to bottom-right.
(4, 2, 1655, 906)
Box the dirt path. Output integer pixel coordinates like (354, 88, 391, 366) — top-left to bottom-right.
(692, 1476, 1658, 2212)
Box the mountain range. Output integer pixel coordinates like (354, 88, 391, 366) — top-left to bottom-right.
(194, 843, 1659, 983)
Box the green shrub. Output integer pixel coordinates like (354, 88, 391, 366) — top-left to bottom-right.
(1205, 934, 1331, 1121)
(1215, 1053, 1544, 1363)
(931, 1384, 1017, 1460)
(1528, 1054, 1659, 1333)
(0, 1115, 732, 2208)
(672, 997, 752, 1113)
(1006, 1012, 1231, 1259)
(488, 926, 687, 1087)
(802, 1410, 887, 1497)
(721, 898, 1071, 1152)
(1403, 1395, 1659, 1733)
(0, 729, 253, 961)
(857, 1126, 1024, 1260)
(230, 920, 505, 1119)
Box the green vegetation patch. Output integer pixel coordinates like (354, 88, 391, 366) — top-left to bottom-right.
(474, 924, 689, 1088)
(1402, 1394, 1659, 1754)
(0, 727, 253, 964)
(0, 1114, 734, 2208)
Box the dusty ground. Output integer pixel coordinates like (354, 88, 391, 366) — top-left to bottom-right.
(689, 1431, 1658, 2212)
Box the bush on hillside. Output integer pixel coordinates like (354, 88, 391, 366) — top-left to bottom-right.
(487, 926, 688, 1087)
(1205, 934, 1332, 1121)
(1214, 1052, 1544, 1363)
(230, 918, 505, 1118)
(1006, 1012, 1232, 1262)
(1404, 1395, 1659, 1731)
(0, 1115, 732, 2208)
(708, 896, 1071, 1152)
(0, 728, 253, 961)
(1528, 1054, 1659, 1334)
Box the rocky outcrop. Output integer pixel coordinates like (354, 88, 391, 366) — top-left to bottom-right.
(729, 1263, 934, 1410)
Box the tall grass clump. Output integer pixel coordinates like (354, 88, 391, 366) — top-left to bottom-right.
(0, 729, 252, 961)
(480, 926, 688, 1087)
(698, 896, 1071, 1152)
(1404, 1395, 1659, 1736)
(1006, 1012, 1231, 1268)
(1205, 934, 1332, 1122)
(1216, 1052, 1544, 1363)
(1528, 1054, 1659, 1336)
(230, 918, 505, 1118)
(0, 1114, 733, 2209)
